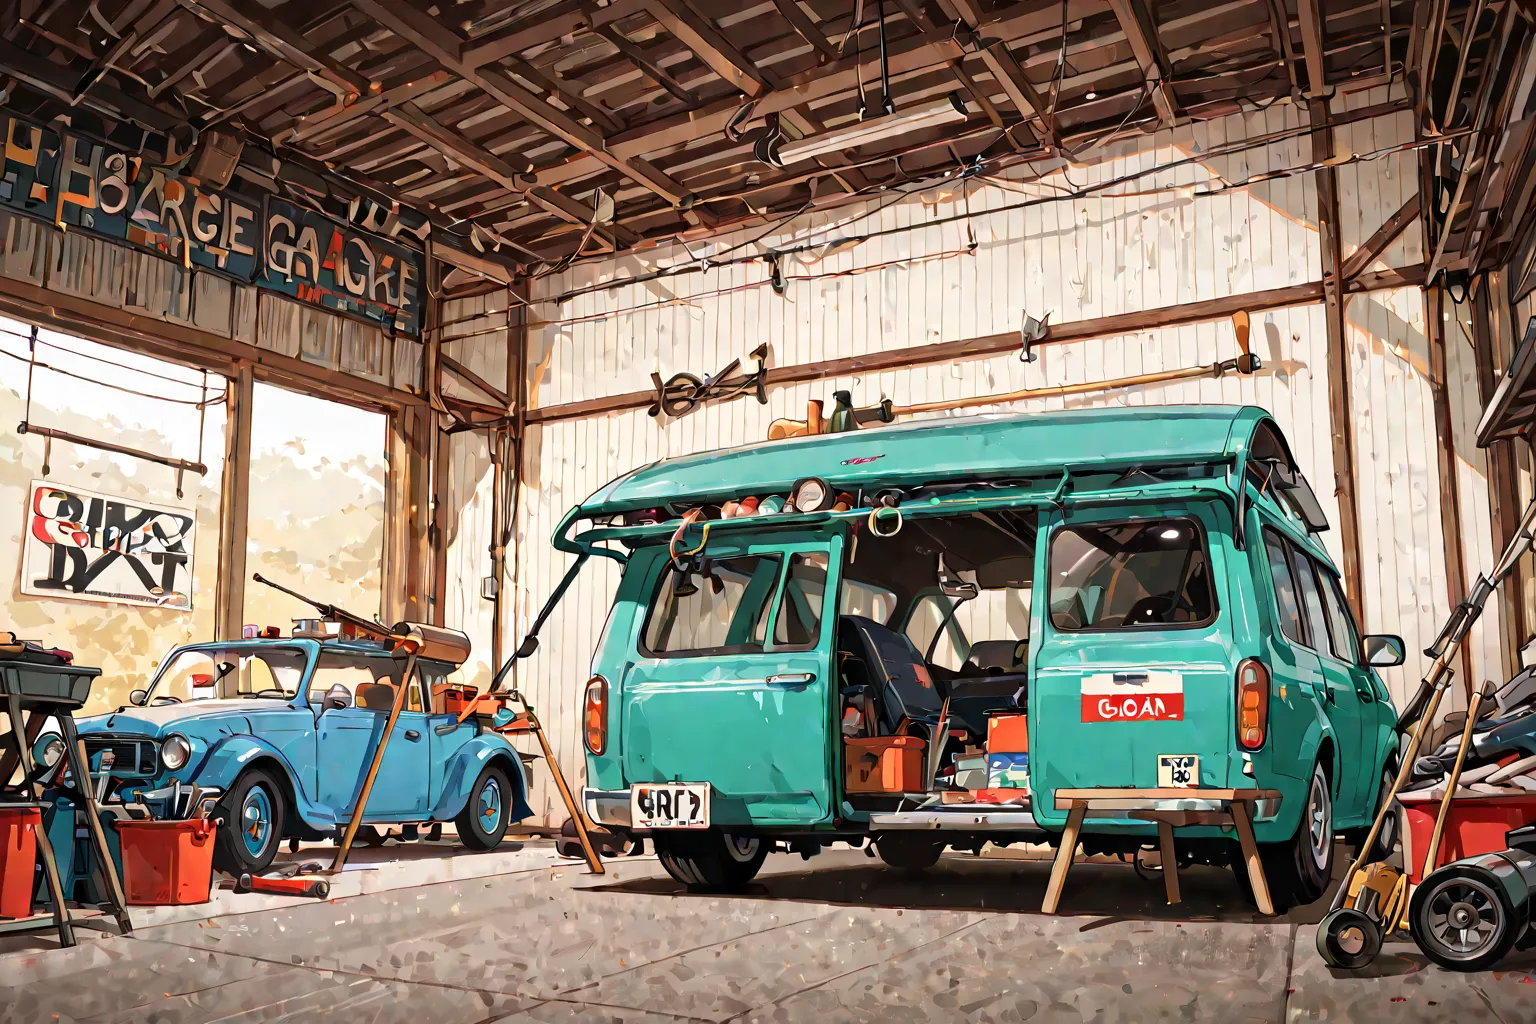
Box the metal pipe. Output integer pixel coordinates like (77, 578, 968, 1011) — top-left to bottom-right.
(18, 422, 208, 475)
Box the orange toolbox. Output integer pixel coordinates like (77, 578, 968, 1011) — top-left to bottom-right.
(116, 818, 217, 906)
(845, 736, 926, 793)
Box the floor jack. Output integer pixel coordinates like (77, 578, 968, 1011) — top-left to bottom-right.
(1317, 492, 1536, 969)
(234, 861, 331, 899)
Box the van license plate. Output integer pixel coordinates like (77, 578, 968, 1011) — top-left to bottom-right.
(632, 783, 710, 829)
(1157, 755, 1199, 788)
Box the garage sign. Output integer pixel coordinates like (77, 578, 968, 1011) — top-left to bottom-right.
(21, 480, 196, 610)
(1080, 671, 1184, 722)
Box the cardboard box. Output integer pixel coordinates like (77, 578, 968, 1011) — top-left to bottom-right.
(987, 752, 1030, 790)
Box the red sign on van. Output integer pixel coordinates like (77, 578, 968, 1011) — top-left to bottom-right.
(1080, 672, 1184, 722)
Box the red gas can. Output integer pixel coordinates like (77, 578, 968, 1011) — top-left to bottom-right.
(0, 807, 40, 918)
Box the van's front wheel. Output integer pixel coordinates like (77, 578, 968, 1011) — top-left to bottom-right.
(655, 831, 765, 892)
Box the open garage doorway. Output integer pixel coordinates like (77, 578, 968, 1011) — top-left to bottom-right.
(241, 383, 388, 632)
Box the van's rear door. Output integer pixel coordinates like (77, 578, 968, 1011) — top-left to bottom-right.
(620, 529, 842, 828)
(1030, 502, 1238, 829)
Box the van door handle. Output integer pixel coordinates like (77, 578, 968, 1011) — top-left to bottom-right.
(404, 729, 421, 741)
(766, 673, 815, 688)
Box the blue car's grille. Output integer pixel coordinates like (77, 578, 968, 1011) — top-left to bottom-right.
(82, 734, 158, 776)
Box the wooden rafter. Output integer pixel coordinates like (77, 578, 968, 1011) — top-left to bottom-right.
(1106, 0, 1180, 126)
(350, 0, 694, 206)
(1340, 191, 1422, 279)
(642, 0, 772, 97)
(177, 0, 369, 98)
(771, 0, 838, 63)
(1296, 0, 1331, 96)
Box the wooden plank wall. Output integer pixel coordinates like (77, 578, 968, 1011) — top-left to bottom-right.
(458, 86, 1502, 820)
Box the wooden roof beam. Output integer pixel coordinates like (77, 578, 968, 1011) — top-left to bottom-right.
(462, 3, 591, 68)
(594, 23, 697, 104)
(177, 0, 370, 98)
(771, 0, 838, 63)
(978, 41, 1047, 141)
(641, 0, 773, 96)
(351, 0, 694, 206)
(1105, 0, 1179, 126)
(1296, 0, 1330, 97)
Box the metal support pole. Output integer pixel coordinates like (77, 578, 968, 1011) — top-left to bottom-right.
(329, 648, 421, 875)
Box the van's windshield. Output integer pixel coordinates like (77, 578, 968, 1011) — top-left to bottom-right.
(1049, 518, 1215, 630)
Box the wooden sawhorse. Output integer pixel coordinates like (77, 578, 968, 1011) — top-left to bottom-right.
(1042, 787, 1283, 916)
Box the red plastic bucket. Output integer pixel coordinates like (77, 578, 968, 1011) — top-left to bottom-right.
(1400, 791, 1536, 883)
(0, 807, 40, 918)
(115, 818, 218, 906)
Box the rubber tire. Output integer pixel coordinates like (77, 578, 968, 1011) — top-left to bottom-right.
(654, 831, 766, 892)
(455, 764, 513, 851)
(877, 833, 946, 871)
(1344, 758, 1401, 863)
(1409, 866, 1526, 972)
(1234, 762, 1334, 913)
(1316, 907, 1383, 969)
(212, 768, 286, 877)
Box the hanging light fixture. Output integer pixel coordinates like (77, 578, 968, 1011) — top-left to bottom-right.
(761, 94, 969, 167)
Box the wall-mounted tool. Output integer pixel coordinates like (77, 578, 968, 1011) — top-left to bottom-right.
(649, 344, 770, 419)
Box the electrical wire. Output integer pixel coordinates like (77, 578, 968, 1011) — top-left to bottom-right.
(0, 342, 229, 407)
(545, 119, 1460, 308)
(4, 330, 217, 392)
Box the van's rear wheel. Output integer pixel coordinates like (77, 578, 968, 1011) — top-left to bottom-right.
(655, 831, 765, 892)
(877, 834, 945, 871)
(1234, 762, 1334, 913)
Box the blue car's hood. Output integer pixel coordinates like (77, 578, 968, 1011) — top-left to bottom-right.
(79, 699, 273, 737)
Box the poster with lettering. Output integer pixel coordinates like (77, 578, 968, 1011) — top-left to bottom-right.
(260, 197, 424, 336)
(0, 111, 61, 219)
(21, 480, 196, 610)
(53, 133, 262, 281)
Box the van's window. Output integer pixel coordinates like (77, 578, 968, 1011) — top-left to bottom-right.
(905, 593, 970, 670)
(775, 553, 827, 646)
(1291, 546, 1333, 653)
(840, 579, 898, 624)
(1264, 529, 1306, 646)
(643, 554, 781, 656)
(1316, 563, 1361, 664)
(1049, 518, 1215, 630)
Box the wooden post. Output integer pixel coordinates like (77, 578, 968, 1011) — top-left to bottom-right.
(214, 362, 254, 640)
(329, 647, 421, 874)
(1229, 800, 1274, 916)
(63, 721, 132, 934)
(430, 424, 451, 626)
(1313, 101, 1367, 622)
(1473, 281, 1527, 678)
(1427, 286, 1475, 699)
(1157, 820, 1180, 904)
(1042, 804, 1084, 913)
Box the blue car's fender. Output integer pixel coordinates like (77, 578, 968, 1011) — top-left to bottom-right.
(429, 734, 532, 824)
(195, 734, 340, 834)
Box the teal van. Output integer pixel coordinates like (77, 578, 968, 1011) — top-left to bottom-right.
(552, 406, 1404, 911)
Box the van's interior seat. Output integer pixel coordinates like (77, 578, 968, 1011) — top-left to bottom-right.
(837, 616, 943, 735)
(963, 639, 1024, 674)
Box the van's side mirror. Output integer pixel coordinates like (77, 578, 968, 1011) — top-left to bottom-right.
(128, 688, 148, 707)
(1363, 634, 1406, 667)
(323, 683, 352, 710)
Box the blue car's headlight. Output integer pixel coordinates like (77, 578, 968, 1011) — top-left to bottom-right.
(160, 734, 192, 771)
(34, 735, 64, 767)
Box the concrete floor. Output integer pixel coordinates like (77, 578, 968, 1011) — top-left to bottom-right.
(2, 844, 1534, 1023)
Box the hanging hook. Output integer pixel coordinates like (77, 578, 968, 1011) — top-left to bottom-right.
(41, 435, 51, 478)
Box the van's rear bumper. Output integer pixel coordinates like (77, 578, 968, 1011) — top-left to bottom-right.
(584, 787, 632, 829)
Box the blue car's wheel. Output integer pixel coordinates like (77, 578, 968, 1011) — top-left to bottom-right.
(213, 768, 286, 876)
(455, 764, 512, 851)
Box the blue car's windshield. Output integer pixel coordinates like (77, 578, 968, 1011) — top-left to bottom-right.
(147, 647, 307, 703)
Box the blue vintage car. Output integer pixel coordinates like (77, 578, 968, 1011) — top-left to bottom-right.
(63, 632, 532, 874)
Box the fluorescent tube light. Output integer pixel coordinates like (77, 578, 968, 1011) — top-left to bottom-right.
(768, 93, 969, 166)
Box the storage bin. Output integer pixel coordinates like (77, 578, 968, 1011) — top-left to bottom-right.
(115, 818, 217, 906)
(845, 736, 926, 793)
(0, 807, 39, 918)
(1400, 791, 1536, 883)
(987, 713, 1028, 752)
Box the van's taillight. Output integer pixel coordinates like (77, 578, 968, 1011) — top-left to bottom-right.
(1236, 659, 1270, 750)
(583, 676, 608, 755)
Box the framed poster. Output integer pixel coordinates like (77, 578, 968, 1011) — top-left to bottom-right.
(21, 480, 196, 610)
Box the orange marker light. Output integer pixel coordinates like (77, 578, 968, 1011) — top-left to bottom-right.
(1236, 659, 1270, 750)
(584, 676, 608, 755)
